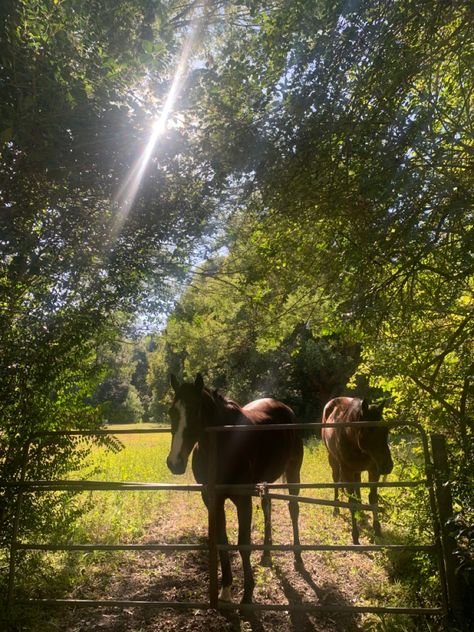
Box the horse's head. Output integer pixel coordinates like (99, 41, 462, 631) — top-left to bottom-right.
(166, 373, 206, 475)
(357, 400, 393, 475)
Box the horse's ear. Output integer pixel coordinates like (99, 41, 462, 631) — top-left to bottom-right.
(361, 399, 369, 419)
(194, 373, 204, 391)
(371, 400, 385, 419)
(170, 374, 179, 393)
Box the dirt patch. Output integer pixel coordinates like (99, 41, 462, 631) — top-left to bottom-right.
(45, 491, 391, 632)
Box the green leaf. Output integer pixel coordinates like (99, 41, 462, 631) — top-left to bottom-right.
(141, 39, 153, 54)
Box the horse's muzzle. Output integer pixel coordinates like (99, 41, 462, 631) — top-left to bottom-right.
(166, 455, 186, 475)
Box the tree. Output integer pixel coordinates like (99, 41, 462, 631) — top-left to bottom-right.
(0, 0, 216, 547)
(93, 338, 149, 423)
(148, 256, 362, 420)
(183, 0, 473, 601)
(187, 0, 473, 449)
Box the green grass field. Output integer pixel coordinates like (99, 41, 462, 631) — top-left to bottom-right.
(71, 425, 332, 545)
(72, 424, 180, 544)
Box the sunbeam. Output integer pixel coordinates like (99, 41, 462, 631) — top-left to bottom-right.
(110, 19, 200, 244)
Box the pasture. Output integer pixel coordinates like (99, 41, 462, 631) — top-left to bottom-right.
(8, 424, 439, 632)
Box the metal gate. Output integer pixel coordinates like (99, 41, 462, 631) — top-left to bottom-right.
(0, 422, 461, 623)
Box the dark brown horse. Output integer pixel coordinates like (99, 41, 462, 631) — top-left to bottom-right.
(321, 397, 393, 544)
(166, 373, 304, 604)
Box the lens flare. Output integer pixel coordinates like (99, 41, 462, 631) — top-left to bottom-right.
(110, 22, 199, 243)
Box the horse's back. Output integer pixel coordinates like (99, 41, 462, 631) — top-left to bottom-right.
(242, 397, 295, 425)
(322, 397, 362, 424)
(240, 397, 301, 483)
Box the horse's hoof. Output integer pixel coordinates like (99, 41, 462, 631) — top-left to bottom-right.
(260, 555, 272, 567)
(240, 593, 253, 606)
(218, 586, 232, 602)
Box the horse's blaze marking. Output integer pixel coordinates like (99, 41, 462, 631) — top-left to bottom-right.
(168, 401, 187, 466)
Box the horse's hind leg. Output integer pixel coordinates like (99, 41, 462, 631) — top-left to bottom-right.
(286, 442, 304, 570)
(260, 491, 272, 567)
(368, 469, 381, 538)
(328, 453, 341, 516)
(346, 471, 361, 545)
(235, 495, 255, 604)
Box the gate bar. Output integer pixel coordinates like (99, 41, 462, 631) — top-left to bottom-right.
(15, 543, 208, 551)
(431, 434, 465, 623)
(15, 542, 436, 553)
(0, 479, 427, 490)
(264, 492, 375, 511)
(13, 599, 442, 615)
(207, 421, 426, 431)
(222, 603, 443, 615)
(14, 599, 209, 610)
(218, 543, 436, 552)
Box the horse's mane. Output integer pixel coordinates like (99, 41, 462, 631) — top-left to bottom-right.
(212, 389, 242, 412)
(204, 388, 243, 425)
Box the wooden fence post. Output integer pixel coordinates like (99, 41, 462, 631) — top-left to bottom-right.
(430, 434, 465, 625)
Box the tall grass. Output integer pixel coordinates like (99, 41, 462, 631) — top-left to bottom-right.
(72, 425, 189, 543)
(70, 427, 333, 545)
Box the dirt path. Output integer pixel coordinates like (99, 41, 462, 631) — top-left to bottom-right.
(58, 491, 389, 632)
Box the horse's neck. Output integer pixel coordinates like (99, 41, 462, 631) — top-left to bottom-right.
(203, 392, 244, 428)
(195, 394, 243, 461)
(193, 397, 245, 484)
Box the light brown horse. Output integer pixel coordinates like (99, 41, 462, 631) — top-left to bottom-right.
(322, 397, 393, 544)
(166, 373, 304, 604)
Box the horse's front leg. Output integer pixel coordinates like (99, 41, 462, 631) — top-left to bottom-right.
(286, 456, 304, 570)
(216, 497, 233, 601)
(368, 469, 381, 538)
(235, 495, 255, 604)
(204, 492, 233, 601)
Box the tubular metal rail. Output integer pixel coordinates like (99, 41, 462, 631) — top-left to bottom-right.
(0, 422, 459, 622)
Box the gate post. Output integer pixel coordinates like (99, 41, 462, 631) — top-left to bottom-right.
(430, 434, 464, 625)
(7, 439, 31, 610)
(207, 430, 219, 609)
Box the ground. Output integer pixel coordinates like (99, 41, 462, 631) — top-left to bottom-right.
(4, 431, 440, 631)
(58, 495, 391, 632)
